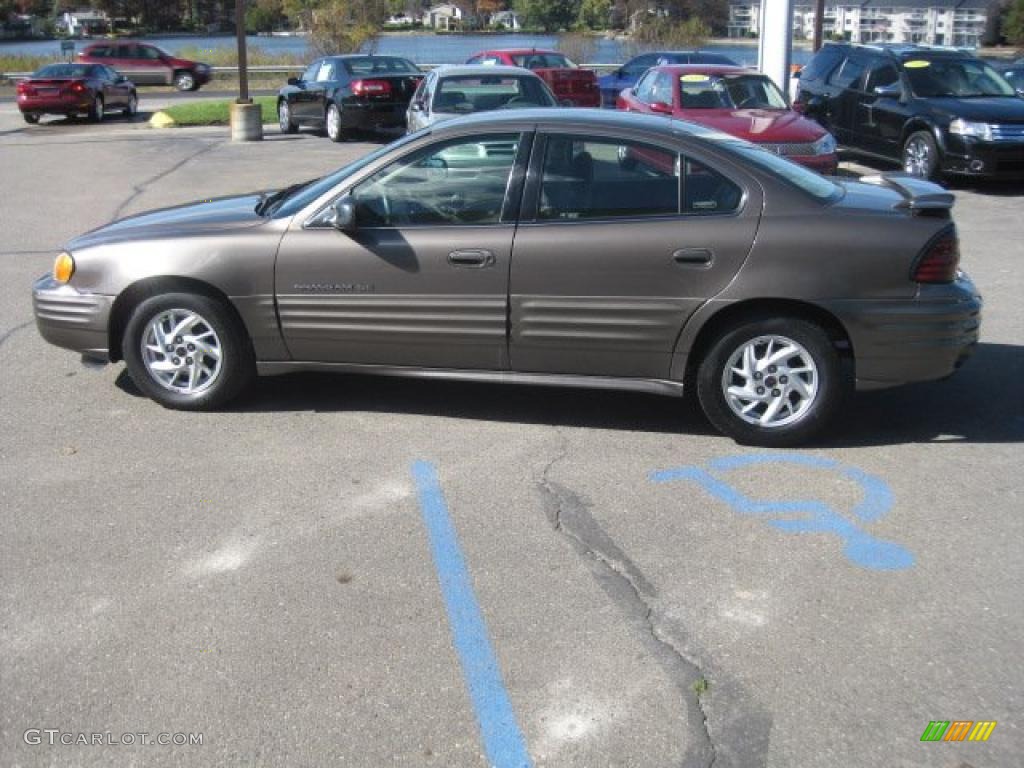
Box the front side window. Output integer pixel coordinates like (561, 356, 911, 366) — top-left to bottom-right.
(138, 45, 162, 60)
(634, 71, 657, 102)
(433, 75, 555, 113)
(538, 136, 679, 221)
(827, 55, 867, 88)
(302, 62, 320, 83)
(316, 61, 334, 82)
(865, 61, 900, 91)
(351, 134, 522, 227)
(650, 72, 674, 105)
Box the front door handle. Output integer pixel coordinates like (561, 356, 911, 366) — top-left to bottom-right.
(448, 249, 495, 268)
(673, 248, 714, 266)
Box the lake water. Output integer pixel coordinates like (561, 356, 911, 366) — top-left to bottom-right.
(0, 33, 812, 68)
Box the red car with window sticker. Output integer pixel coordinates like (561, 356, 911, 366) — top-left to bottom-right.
(465, 48, 600, 108)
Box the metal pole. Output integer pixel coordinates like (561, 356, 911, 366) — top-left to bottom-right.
(758, 0, 794, 96)
(236, 0, 249, 103)
(813, 0, 825, 51)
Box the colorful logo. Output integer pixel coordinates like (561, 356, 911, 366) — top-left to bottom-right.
(920, 721, 997, 742)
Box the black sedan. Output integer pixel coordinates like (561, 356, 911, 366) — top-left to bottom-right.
(277, 55, 424, 142)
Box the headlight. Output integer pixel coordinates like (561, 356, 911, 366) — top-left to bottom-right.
(53, 251, 74, 283)
(948, 118, 992, 141)
(812, 133, 837, 155)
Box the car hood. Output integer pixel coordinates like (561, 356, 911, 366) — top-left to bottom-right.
(68, 194, 268, 250)
(925, 96, 1024, 122)
(678, 108, 828, 142)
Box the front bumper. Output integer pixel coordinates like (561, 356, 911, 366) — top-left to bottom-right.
(32, 275, 113, 360)
(825, 274, 982, 391)
(941, 136, 1024, 178)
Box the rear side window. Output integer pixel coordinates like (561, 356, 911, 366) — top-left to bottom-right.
(828, 55, 867, 89)
(682, 159, 742, 214)
(87, 46, 110, 58)
(538, 136, 678, 220)
(800, 46, 846, 83)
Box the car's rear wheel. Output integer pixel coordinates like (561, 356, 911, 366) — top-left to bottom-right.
(696, 317, 848, 447)
(22, 113, 39, 124)
(902, 130, 939, 180)
(123, 293, 255, 410)
(278, 99, 297, 133)
(174, 70, 197, 92)
(124, 91, 138, 117)
(326, 102, 346, 142)
(88, 95, 104, 123)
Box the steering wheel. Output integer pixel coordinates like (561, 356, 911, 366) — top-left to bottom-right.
(736, 96, 759, 108)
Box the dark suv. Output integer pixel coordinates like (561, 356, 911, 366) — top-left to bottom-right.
(795, 43, 1024, 179)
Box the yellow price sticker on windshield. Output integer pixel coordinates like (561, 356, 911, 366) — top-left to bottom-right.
(904, 60, 931, 69)
(681, 74, 711, 82)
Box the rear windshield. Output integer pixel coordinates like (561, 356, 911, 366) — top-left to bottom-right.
(344, 56, 419, 75)
(679, 74, 788, 109)
(512, 53, 575, 69)
(903, 57, 1015, 98)
(434, 75, 556, 113)
(33, 64, 92, 78)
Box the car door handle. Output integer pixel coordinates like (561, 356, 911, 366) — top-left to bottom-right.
(448, 249, 495, 268)
(673, 248, 714, 266)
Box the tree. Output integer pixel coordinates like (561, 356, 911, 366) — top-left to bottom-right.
(577, 0, 610, 30)
(514, 0, 576, 31)
(1005, 0, 1024, 45)
(308, 0, 385, 56)
(247, 0, 286, 31)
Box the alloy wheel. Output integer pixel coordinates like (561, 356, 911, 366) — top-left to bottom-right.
(720, 334, 819, 428)
(140, 309, 223, 395)
(903, 136, 931, 177)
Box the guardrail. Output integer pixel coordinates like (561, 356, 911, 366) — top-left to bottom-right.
(2, 62, 620, 81)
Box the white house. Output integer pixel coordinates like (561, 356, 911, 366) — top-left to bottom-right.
(729, 0, 988, 47)
(59, 8, 110, 37)
(490, 10, 522, 30)
(422, 4, 476, 30)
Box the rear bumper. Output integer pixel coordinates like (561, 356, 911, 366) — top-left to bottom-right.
(32, 275, 113, 360)
(341, 101, 408, 131)
(18, 95, 92, 114)
(825, 274, 982, 390)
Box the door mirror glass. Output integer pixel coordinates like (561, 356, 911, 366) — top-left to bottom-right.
(649, 101, 673, 115)
(874, 82, 902, 99)
(326, 196, 357, 233)
(410, 101, 424, 112)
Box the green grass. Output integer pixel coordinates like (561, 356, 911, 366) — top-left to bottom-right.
(159, 95, 278, 126)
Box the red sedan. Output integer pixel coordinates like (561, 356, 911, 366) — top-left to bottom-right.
(617, 65, 838, 173)
(16, 63, 138, 124)
(466, 49, 600, 108)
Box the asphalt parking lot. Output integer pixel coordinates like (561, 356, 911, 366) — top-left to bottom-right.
(0, 107, 1021, 768)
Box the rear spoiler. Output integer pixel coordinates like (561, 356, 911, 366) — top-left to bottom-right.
(858, 172, 955, 211)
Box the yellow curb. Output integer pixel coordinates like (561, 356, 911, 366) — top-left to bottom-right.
(149, 111, 176, 128)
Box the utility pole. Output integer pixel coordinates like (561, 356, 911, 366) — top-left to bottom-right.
(813, 0, 825, 51)
(236, 0, 249, 103)
(230, 0, 263, 140)
(758, 0, 794, 97)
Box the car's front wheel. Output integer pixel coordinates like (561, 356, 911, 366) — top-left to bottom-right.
(123, 293, 255, 410)
(124, 91, 138, 117)
(325, 102, 346, 142)
(902, 130, 939, 179)
(696, 317, 848, 447)
(173, 70, 197, 92)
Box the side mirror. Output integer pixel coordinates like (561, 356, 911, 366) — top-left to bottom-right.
(116, 74, 128, 83)
(1016, 86, 1024, 98)
(803, 95, 824, 114)
(287, 77, 300, 87)
(326, 196, 357, 233)
(649, 101, 673, 115)
(409, 101, 424, 112)
(874, 82, 902, 99)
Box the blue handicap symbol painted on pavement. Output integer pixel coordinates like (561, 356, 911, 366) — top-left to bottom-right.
(650, 453, 914, 571)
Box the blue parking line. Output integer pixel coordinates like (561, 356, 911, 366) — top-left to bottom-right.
(411, 461, 533, 768)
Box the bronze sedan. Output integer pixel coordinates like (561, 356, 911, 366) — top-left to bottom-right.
(32, 110, 981, 446)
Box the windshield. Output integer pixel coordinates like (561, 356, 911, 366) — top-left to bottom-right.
(434, 75, 556, 113)
(903, 58, 1015, 98)
(34, 64, 92, 78)
(344, 56, 419, 75)
(269, 132, 423, 218)
(511, 53, 575, 69)
(678, 74, 788, 109)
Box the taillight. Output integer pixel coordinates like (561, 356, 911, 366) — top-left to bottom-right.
(911, 229, 960, 284)
(351, 79, 391, 97)
(16, 81, 28, 94)
(69, 81, 87, 93)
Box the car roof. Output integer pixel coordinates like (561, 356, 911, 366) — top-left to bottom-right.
(435, 64, 542, 78)
(655, 64, 754, 76)
(821, 42, 977, 60)
(478, 48, 561, 56)
(428, 107, 728, 140)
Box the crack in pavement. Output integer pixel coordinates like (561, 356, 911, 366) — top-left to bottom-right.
(0, 320, 33, 351)
(537, 444, 717, 768)
(110, 138, 222, 222)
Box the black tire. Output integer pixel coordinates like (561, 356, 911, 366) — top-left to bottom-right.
(278, 98, 298, 134)
(124, 91, 138, 117)
(696, 316, 848, 447)
(902, 130, 940, 180)
(88, 95, 104, 123)
(122, 293, 255, 411)
(22, 113, 39, 124)
(325, 102, 346, 142)
(173, 70, 198, 92)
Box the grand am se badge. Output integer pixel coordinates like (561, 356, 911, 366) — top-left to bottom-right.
(292, 283, 375, 293)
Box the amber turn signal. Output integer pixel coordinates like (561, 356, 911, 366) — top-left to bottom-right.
(53, 251, 74, 283)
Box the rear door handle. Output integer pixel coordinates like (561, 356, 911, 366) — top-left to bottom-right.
(673, 248, 714, 266)
(448, 249, 495, 268)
